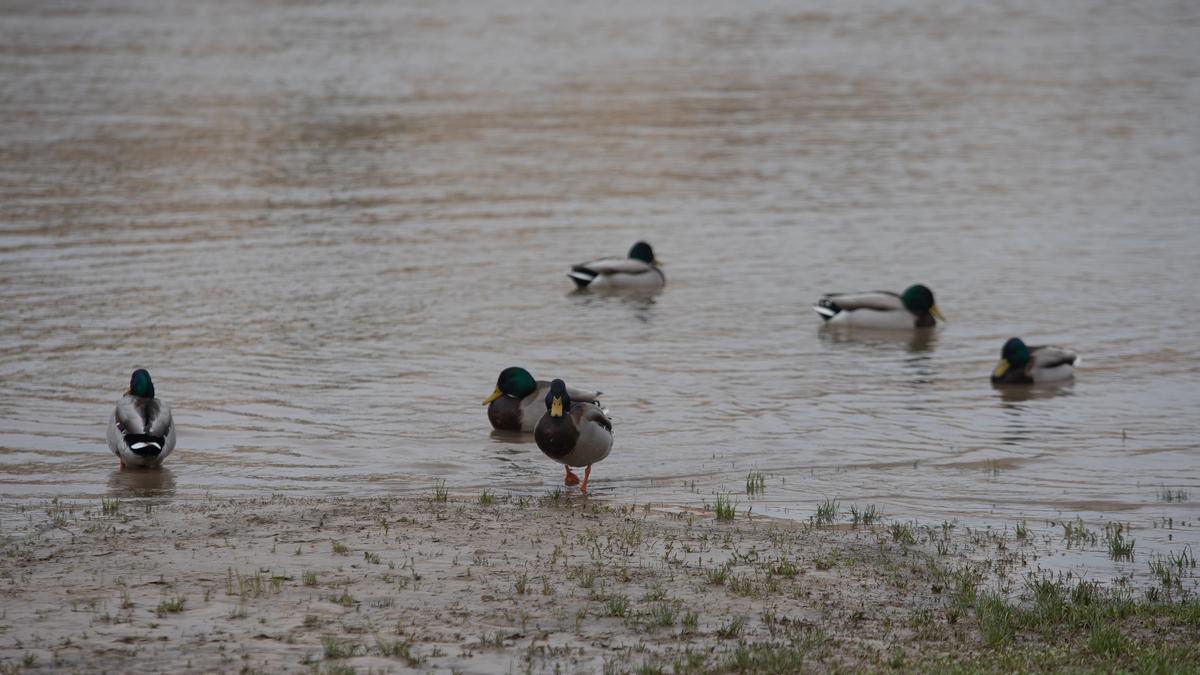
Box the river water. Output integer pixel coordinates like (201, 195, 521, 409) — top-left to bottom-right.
(2, 0, 1198, 582)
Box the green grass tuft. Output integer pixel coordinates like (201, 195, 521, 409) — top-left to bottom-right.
(715, 494, 737, 522)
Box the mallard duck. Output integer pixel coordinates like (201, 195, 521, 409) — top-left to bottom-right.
(535, 379, 613, 494)
(568, 241, 665, 291)
(483, 367, 602, 432)
(106, 369, 176, 469)
(813, 284, 945, 329)
(991, 337, 1077, 384)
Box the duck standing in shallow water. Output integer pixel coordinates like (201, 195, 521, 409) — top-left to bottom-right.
(483, 367, 602, 433)
(813, 284, 945, 329)
(991, 337, 1077, 384)
(106, 369, 176, 469)
(568, 241, 665, 292)
(535, 379, 613, 494)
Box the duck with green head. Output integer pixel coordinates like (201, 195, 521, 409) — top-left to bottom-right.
(534, 379, 613, 494)
(813, 284, 946, 329)
(991, 337, 1077, 384)
(483, 367, 603, 432)
(567, 241, 665, 292)
(106, 369, 176, 469)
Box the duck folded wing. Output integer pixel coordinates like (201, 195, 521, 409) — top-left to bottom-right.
(818, 291, 904, 312)
(1031, 346, 1077, 368)
(572, 403, 613, 432)
(114, 398, 172, 439)
(565, 384, 603, 405)
(572, 257, 655, 276)
(114, 398, 147, 435)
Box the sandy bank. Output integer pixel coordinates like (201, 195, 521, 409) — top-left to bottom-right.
(1, 493, 1196, 673)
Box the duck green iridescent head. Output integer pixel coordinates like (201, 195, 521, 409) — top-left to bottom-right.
(482, 367, 537, 405)
(544, 379, 570, 418)
(900, 284, 945, 321)
(129, 369, 155, 398)
(993, 337, 1030, 378)
(628, 241, 658, 265)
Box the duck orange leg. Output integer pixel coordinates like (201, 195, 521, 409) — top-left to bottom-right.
(579, 465, 593, 494)
(564, 466, 580, 486)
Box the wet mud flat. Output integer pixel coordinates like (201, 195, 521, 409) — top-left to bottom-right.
(0, 493, 1197, 673)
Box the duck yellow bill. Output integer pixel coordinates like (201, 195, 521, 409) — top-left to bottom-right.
(931, 305, 946, 322)
(550, 396, 563, 417)
(992, 359, 1010, 378)
(482, 387, 502, 406)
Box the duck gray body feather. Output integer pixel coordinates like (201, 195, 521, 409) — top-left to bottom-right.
(106, 394, 176, 468)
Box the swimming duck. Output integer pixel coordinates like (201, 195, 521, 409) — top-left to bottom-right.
(991, 337, 1077, 384)
(813, 284, 945, 329)
(483, 367, 602, 432)
(106, 369, 176, 469)
(568, 241, 665, 292)
(535, 379, 613, 494)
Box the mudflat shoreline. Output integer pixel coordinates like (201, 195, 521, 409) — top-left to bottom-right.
(0, 493, 1196, 673)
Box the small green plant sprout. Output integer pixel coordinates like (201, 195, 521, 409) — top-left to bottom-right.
(433, 479, 449, 503)
(975, 592, 1015, 646)
(813, 498, 839, 525)
(1148, 546, 1194, 595)
(715, 494, 737, 522)
(479, 490, 495, 506)
(321, 635, 358, 659)
(1158, 485, 1190, 502)
(1104, 522, 1135, 561)
(101, 498, 120, 516)
(769, 558, 799, 578)
(889, 521, 916, 545)
(745, 471, 766, 496)
(155, 595, 186, 617)
(604, 594, 629, 617)
(849, 503, 878, 527)
(376, 633, 421, 666)
(363, 550, 381, 565)
(1014, 520, 1029, 540)
(984, 458, 1001, 478)
(331, 541, 349, 555)
(716, 616, 745, 639)
(329, 587, 355, 607)
(705, 563, 730, 586)
(302, 571, 318, 587)
(1060, 517, 1097, 548)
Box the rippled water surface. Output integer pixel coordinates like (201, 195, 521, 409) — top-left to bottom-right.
(2, 0, 1198, 578)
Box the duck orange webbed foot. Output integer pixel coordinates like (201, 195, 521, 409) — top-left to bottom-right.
(579, 465, 593, 495)
(564, 467, 580, 486)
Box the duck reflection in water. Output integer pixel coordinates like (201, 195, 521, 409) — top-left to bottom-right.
(568, 290, 658, 324)
(993, 381, 1075, 404)
(817, 326, 938, 354)
(108, 466, 176, 499)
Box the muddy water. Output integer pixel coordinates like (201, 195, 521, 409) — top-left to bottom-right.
(2, 1, 1198, 581)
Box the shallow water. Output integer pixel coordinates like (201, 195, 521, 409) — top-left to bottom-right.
(2, 0, 1198, 582)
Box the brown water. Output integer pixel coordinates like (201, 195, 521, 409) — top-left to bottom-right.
(2, 0, 1198, 580)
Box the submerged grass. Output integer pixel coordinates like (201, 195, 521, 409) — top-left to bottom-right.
(1104, 522, 1136, 561)
(849, 503, 878, 527)
(714, 494, 736, 522)
(813, 498, 839, 526)
(1060, 517, 1098, 548)
(745, 471, 766, 496)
